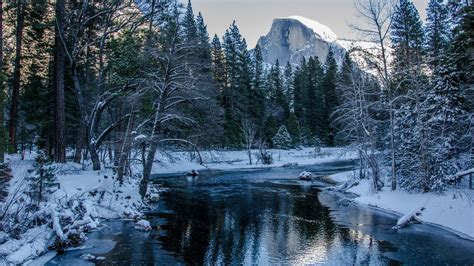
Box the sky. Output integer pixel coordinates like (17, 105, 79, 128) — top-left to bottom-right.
(190, 0, 429, 47)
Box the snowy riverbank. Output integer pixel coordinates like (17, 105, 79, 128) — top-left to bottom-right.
(149, 147, 357, 175)
(0, 154, 146, 264)
(326, 170, 474, 240)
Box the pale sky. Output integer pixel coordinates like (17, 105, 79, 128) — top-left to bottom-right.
(190, 0, 429, 47)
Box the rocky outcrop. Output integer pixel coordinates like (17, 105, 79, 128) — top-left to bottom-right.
(257, 16, 345, 66)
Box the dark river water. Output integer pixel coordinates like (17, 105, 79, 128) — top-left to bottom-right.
(48, 161, 474, 265)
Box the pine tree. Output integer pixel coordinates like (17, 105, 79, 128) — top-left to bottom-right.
(211, 35, 227, 91)
(272, 125, 293, 149)
(391, 0, 425, 80)
(283, 62, 294, 109)
(424, 0, 450, 67)
(183, 0, 198, 42)
(338, 53, 353, 87)
(196, 12, 210, 46)
(250, 44, 266, 131)
(253, 44, 265, 92)
(304, 56, 324, 138)
(286, 112, 301, 146)
(267, 60, 289, 122)
(222, 21, 252, 147)
(322, 49, 338, 145)
(293, 58, 307, 126)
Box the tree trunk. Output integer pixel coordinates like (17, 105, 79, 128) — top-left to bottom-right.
(89, 143, 101, 171)
(117, 110, 135, 185)
(148, 0, 156, 32)
(140, 101, 164, 198)
(247, 146, 252, 165)
(73, 123, 85, 163)
(140, 141, 157, 198)
(9, 2, 25, 153)
(54, 0, 66, 163)
(390, 106, 397, 190)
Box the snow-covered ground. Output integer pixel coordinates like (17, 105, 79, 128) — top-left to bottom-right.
(0, 153, 145, 265)
(149, 147, 357, 175)
(326, 171, 474, 240)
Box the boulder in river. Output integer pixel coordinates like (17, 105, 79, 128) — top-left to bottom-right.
(186, 169, 199, 177)
(299, 171, 313, 180)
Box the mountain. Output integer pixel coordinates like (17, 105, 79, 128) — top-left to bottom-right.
(257, 16, 375, 67)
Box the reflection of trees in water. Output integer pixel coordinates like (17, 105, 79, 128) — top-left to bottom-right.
(156, 184, 390, 265)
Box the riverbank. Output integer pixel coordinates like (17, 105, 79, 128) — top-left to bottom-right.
(0, 147, 355, 264)
(148, 147, 357, 175)
(325, 171, 474, 240)
(0, 154, 146, 264)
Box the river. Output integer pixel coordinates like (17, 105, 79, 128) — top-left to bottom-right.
(47, 161, 474, 265)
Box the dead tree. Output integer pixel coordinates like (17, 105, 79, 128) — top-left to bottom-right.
(334, 65, 383, 191)
(140, 15, 206, 198)
(352, 0, 395, 189)
(241, 119, 257, 165)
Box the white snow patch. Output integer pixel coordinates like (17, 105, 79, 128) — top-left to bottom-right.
(327, 170, 357, 184)
(134, 220, 152, 231)
(149, 147, 356, 175)
(348, 180, 474, 239)
(284, 16, 338, 42)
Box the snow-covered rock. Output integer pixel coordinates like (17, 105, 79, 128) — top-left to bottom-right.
(79, 253, 96, 260)
(134, 220, 152, 231)
(299, 171, 313, 180)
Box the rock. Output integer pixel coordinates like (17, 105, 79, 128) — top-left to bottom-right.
(299, 171, 313, 180)
(148, 193, 160, 202)
(134, 219, 152, 231)
(257, 16, 345, 66)
(80, 254, 96, 260)
(186, 170, 199, 177)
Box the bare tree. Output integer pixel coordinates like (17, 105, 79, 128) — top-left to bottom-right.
(334, 64, 383, 191)
(139, 11, 208, 197)
(55, 0, 142, 168)
(241, 119, 257, 165)
(352, 0, 396, 189)
(352, 0, 393, 86)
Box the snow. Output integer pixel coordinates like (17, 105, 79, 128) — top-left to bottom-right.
(325, 170, 474, 239)
(2, 226, 52, 264)
(149, 147, 357, 175)
(284, 16, 338, 42)
(342, 179, 474, 239)
(326, 170, 357, 184)
(134, 220, 152, 231)
(299, 171, 313, 179)
(0, 153, 146, 265)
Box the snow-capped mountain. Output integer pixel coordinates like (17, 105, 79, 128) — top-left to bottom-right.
(257, 16, 376, 67)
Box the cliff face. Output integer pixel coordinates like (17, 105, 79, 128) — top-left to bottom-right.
(257, 16, 343, 66)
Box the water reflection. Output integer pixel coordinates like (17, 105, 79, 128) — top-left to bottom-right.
(49, 162, 474, 265)
(156, 180, 394, 265)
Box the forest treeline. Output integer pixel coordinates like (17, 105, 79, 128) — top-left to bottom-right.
(0, 0, 472, 195)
